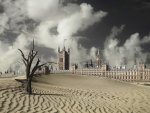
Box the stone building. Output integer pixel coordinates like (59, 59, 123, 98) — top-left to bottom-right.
(57, 46, 70, 70)
(96, 49, 101, 68)
(73, 63, 150, 81)
(55, 47, 150, 82)
(72, 49, 150, 82)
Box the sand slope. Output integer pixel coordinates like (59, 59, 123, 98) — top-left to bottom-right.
(0, 74, 150, 113)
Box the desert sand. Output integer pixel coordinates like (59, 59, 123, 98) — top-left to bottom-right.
(0, 74, 150, 113)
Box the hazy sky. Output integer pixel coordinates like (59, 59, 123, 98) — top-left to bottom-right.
(0, 0, 150, 71)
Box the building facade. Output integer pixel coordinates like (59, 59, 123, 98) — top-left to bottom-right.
(72, 63, 150, 81)
(55, 47, 150, 82)
(57, 47, 70, 70)
(71, 49, 150, 82)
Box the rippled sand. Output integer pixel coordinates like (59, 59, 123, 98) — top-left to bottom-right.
(0, 74, 150, 113)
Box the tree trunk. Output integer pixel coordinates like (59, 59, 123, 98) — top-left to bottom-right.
(26, 76, 32, 95)
(26, 66, 29, 79)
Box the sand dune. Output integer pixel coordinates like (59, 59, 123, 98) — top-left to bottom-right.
(0, 74, 150, 113)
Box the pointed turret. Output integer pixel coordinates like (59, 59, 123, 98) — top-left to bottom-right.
(63, 46, 66, 51)
(58, 46, 60, 53)
(96, 48, 101, 68)
(68, 48, 70, 54)
(97, 48, 100, 56)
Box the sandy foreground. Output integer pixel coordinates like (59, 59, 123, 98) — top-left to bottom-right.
(0, 74, 150, 113)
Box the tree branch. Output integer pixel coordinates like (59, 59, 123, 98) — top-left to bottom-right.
(31, 51, 38, 62)
(22, 59, 27, 66)
(30, 59, 46, 77)
(28, 50, 32, 61)
(30, 58, 40, 77)
(32, 39, 34, 50)
(37, 63, 46, 68)
(18, 49, 27, 61)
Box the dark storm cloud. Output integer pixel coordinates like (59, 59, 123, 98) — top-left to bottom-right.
(35, 46, 56, 60)
(0, 31, 18, 43)
(142, 2, 150, 9)
(78, 0, 150, 49)
(0, 4, 4, 13)
(125, 0, 150, 10)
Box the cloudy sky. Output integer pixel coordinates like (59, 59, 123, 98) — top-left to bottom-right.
(0, 0, 150, 72)
(79, 0, 150, 49)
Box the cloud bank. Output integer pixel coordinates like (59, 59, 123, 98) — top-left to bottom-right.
(0, 0, 149, 73)
(0, 0, 107, 72)
(104, 25, 150, 69)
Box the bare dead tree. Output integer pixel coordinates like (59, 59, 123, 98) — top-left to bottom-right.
(18, 40, 45, 94)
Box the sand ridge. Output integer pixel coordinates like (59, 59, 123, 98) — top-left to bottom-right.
(0, 74, 150, 113)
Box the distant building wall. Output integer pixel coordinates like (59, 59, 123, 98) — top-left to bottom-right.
(35, 66, 50, 75)
(51, 70, 71, 74)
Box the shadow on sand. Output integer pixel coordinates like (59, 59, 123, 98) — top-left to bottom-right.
(0, 86, 22, 92)
(31, 93, 65, 96)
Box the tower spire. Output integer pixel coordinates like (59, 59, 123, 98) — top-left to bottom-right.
(68, 48, 70, 54)
(63, 39, 67, 51)
(58, 46, 60, 52)
(97, 48, 100, 56)
(63, 46, 65, 51)
(96, 48, 101, 68)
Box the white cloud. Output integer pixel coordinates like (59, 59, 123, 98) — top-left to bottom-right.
(0, 0, 107, 72)
(0, 13, 9, 34)
(104, 26, 150, 68)
(32, 2, 107, 66)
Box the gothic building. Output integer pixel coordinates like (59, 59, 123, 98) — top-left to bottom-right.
(96, 49, 101, 68)
(57, 46, 70, 70)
